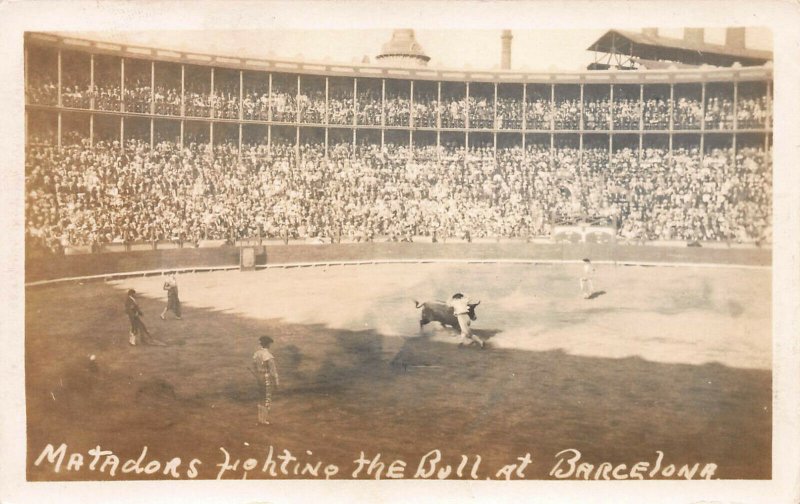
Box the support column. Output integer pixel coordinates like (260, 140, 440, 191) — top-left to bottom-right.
(700, 82, 706, 165)
(550, 83, 555, 132)
(668, 83, 674, 162)
(325, 77, 330, 126)
(150, 118, 154, 148)
(353, 78, 358, 127)
(765, 80, 772, 153)
(465, 82, 470, 130)
(180, 120, 184, 148)
(24, 48, 29, 105)
(639, 84, 645, 131)
(766, 80, 772, 130)
(57, 49, 62, 107)
(119, 115, 124, 148)
(700, 82, 706, 132)
(732, 81, 738, 168)
(436, 81, 441, 129)
(381, 79, 386, 128)
(180, 65, 185, 117)
(521, 84, 527, 131)
(493, 82, 498, 137)
(239, 70, 244, 121)
(352, 77, 358, 152)
(638, 84, 644, 164)
(151, 61, 155, 115)
(579, 83, 584, 131)
(210, 121, 214, 150)
(238, 123, 243, 160)
(210, 67, 215, 119)
(268, 73, 273, 122)
(57, 112, 62, 148)
(464, 130, 469, 170)
(120, 58, 125, 113)
(324, 76, 329, 157)
(90, 54, 95, 110)
(609, 84, 614, 131)
(410, 80, 415, 128)
(297, 74, 301, 123)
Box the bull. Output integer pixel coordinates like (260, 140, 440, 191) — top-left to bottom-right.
(414, 300, 480, 331)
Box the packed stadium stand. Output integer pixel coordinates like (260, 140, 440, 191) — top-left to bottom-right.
(24, 32, 773, 255)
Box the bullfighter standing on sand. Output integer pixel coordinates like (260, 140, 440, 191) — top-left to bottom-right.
(161, 273, 182, 320)
(125, 289, 166, 346)
(251, 335, 280, 425)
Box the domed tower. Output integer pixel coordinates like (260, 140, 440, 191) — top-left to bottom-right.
(375, 29, 430, 68)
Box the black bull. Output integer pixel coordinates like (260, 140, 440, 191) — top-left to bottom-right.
(414, 300, 480, 331)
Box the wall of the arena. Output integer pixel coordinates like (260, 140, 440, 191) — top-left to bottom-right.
(26, 242, 771, 284)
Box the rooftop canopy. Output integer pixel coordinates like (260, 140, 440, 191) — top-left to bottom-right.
(588, 29, 773, 68)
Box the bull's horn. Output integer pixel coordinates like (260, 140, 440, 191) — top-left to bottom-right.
(413, 300, 424, 309)
(471, 300, 481, 306)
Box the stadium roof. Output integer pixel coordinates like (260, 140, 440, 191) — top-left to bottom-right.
(588, 30, 773, 68)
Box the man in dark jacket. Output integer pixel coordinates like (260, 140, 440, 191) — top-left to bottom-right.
(125, 289, 165, 346)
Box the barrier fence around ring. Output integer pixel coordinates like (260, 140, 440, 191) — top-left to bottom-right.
(24, 256, 771, 288)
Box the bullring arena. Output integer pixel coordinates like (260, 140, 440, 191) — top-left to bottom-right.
(25, 245, 771, 480)
(24, 29, 773, 481)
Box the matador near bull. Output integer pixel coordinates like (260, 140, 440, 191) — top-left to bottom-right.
(414, 294, 483, 348)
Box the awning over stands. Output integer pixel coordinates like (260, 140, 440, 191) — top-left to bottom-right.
(588, 30, 772, 68)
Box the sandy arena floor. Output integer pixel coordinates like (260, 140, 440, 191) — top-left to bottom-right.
(25, 263, 771, 480)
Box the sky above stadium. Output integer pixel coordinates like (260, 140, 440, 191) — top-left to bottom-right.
(58, 28, 772, 71)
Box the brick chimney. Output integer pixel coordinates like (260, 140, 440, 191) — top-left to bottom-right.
(501, 30, 512, 70)
(642, 28, 658, 38)
(725, 27, 746, 49)
(684, 28, 705, 45)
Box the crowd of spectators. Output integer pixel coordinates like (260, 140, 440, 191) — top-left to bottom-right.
(153, 86, 182, 116)
(672, 97, 703, 129)
(243, 91, 270, 121)
(358, 90, 382, 126)
(210, 86, 241, 119)
(122, 81, 152, 114)
(496, 97, 523, 129)
(583, 98, 611, 130)
(613, 99, 642, 130)
(737, 96, 769, 129)
(26, 78, 773, 132)
(525, 98, 552, 130)
(413, 97, 438, 128)
(704, 96, 734, 130)
(554, 100, 581, 129)
(26, 133, 771, 253)
(644, 98, 670, 130)
(440, 98, 467, 128)
(385, 96, 411, 127)
(328, 93, 354, 125)
(467, 96, 494, 129)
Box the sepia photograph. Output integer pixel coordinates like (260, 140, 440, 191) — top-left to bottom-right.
(3, 1, 800, 503)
